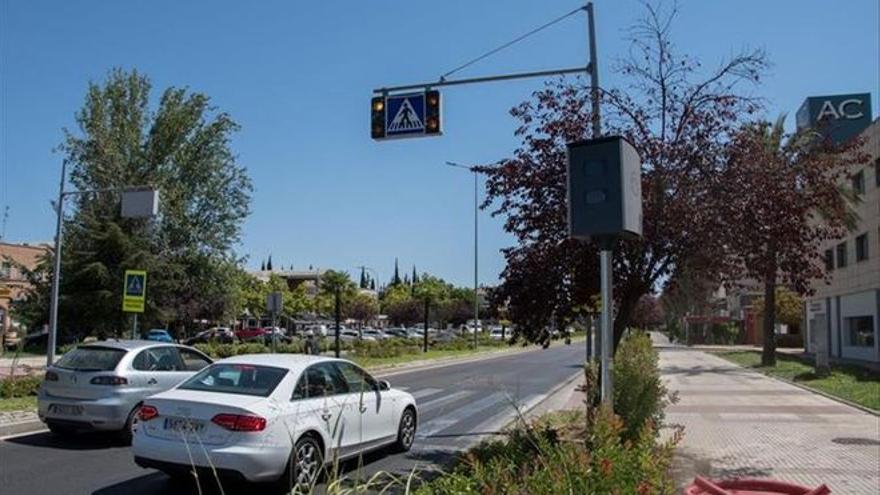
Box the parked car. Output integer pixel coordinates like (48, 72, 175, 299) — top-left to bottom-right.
(184, 327, 235, 345)
(131, 354, 417, 491)
(144, 329, 174, 343)
(489, 327, 507, 340)
(304, 324, 329, 337)
(235, 327, 269, 342)
(384, 327, 409, 339)
(361, 328, 388, 340)
(263, 327, 292, 345)
(38, 340, 213, 442)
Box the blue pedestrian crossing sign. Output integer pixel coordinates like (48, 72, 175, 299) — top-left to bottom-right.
(122, 270, 147, 313)
(371, 90, 442, 140)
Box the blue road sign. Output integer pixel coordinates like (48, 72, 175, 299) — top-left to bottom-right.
(385, 92, 426, 137)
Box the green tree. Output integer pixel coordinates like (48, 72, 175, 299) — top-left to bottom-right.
(22, 68, 252, 338)
(752, 287, 803, 329)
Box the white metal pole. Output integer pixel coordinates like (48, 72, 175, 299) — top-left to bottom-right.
(600, 248, 613, 404)
(47, 161, 66, 367)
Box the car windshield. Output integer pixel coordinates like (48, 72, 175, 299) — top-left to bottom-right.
(54, 346, 126, 372)
(178, 363, 288, 397)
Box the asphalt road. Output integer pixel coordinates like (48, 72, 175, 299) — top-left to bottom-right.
(0, 343, 585, 494)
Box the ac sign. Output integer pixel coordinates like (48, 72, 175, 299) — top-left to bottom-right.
(815, 98, 865, 121)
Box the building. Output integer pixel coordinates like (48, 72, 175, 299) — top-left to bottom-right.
(803, 94, 878, 363)
(253, 269, 326, 295)
(0, 241, 50, 339)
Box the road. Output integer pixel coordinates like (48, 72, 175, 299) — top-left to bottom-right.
(0, 343, 585, 494)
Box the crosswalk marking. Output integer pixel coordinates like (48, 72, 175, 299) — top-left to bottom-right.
(417, 390, 472, 412)
(416, 391, 508, 439)
(411, 388, 443, 400)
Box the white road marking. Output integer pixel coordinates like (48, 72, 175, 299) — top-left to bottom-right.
(416, 392, 508, 439)
(410, 387, 443, 400)
(417, 390, 471, 412)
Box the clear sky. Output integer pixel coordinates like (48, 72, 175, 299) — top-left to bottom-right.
(1, 0, 878, 286)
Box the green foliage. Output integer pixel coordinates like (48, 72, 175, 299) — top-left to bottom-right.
(612, 332, 677, 440)
(717, 351, 880, 411)
(14, 68, 252, 338)
(0, 375, 42, 399)
(416, 407, 678, 495)
(753, 287, 803, 328)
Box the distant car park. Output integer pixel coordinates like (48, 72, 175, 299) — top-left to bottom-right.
(184, 327, 235, 345)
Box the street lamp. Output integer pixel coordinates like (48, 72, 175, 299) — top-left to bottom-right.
(46, 161, 158, 366)
(445, 161, 480, 350)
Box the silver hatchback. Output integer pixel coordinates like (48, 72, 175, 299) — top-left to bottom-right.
(38, 340, 212, 441)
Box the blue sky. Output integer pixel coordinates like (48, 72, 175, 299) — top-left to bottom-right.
(1, 0, 877, 286)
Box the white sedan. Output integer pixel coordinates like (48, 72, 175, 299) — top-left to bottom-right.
(131, 354, 418, 491)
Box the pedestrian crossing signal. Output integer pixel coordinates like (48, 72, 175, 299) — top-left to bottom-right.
(371, 90, 441, 140)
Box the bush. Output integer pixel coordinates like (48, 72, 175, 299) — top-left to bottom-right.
(0, 375, 42, 399)
(612, 331, 677, 440)
(415, 407, 679, 495)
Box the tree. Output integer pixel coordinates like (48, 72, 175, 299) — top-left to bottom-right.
(630, 295, 664, 330)
(266, 255, 273, 271)
(477, 4, 767, 350)
(359, 267, 367, 289)
(718, 116, 865, 365)
(20, 68, 252, 338)
(391, 258, 401, 286)
(752, 287, 803, 329)
(346, 292, 379, 327)
(412, 265, 419, 284)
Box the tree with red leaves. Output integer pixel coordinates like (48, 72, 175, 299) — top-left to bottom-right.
(479, 3, 767, 350)
(718, 116, 867, 365)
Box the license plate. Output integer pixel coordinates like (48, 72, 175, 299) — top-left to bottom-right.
(50, 404, 83, 416)
(163, 417, 205, 434)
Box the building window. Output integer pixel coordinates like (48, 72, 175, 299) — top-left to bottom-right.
(846, 316, 875, 348)
(855, 233, 869, 262)
(824, 249, 834, 271)
(836, 242, 847, 268)
(851, 170, 865, 196)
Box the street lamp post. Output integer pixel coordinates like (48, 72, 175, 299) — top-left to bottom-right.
(46, 163, 158, 367)
(445, 161, 480, 350)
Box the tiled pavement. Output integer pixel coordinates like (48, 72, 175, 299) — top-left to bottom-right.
(661, 345, 880, 494)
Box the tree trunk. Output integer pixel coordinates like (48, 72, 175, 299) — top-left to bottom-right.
(761, 275, 777, 366)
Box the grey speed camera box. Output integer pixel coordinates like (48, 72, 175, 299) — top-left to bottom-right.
(121, 188, 159, 219)
(567, 136, 642, 240)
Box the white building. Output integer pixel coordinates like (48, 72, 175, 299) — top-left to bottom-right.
(805, 116, 879, 363)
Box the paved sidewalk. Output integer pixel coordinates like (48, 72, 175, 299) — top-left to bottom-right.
(661, 345, 880, 494)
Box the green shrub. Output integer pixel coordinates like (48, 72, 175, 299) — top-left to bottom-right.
(0, 375, 42, 399)
(415, 407, 679, 495)
(612, 331, 677, 440)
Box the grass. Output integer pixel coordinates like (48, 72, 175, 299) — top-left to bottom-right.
(715, 351, 880, 411)
(0, 395, 37, 412)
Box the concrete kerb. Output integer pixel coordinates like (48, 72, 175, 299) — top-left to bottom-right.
(710, 352, 880, 417)
(0, 418, 45, 440)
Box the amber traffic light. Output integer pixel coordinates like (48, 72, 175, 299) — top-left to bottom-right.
(371, 96, 386, 139)
(425, 90, 441, 135)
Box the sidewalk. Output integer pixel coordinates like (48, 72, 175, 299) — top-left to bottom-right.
(661, 345, 880, 494)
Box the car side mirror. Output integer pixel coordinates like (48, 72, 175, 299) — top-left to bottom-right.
(378, 380, 390, 391)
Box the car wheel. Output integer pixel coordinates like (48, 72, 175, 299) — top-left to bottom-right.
(118, 404, 140, 444)
(392, 407, 417, 452)
(280, 435, 323, 492)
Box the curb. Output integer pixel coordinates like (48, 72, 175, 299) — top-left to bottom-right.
(0, 419, 44, 439)
(518, 370, 584, 422)
(709, 352, 880, 418)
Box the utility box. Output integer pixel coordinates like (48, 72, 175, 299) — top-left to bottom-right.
(567, 136, 642, 240)
(121, 188, 159, 218)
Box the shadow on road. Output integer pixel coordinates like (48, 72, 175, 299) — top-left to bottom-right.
(6, 431, 128, 451)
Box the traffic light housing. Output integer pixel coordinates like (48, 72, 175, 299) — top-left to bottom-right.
(371, 96, 386, 139)
(425, 90, 441, 135)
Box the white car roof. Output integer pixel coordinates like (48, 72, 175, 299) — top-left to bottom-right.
(214, 353, 346, 375)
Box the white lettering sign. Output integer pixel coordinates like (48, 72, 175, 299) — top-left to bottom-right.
(815, 99, 865, 121)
